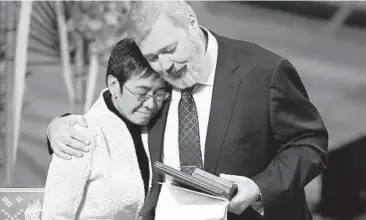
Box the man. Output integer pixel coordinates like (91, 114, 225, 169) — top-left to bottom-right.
(46, 1, 328, 220)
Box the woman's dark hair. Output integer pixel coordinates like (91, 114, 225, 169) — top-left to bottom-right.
(106, 38, 156, 88)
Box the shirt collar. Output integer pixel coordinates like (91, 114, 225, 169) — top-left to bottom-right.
(198, 26, 218, 86)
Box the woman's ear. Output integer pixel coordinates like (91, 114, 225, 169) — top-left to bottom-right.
(107, 75, 121, 98)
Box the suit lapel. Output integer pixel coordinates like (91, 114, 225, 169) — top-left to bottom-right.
(147, 99, 170, 165)
(204, 35, 241, 174)
(139, 102, 170, 218)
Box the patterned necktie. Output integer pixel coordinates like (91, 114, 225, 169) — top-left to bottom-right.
(178, 85, 203, 173)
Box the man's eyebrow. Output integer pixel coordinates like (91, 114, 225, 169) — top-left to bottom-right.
(144, 42, 177, 58)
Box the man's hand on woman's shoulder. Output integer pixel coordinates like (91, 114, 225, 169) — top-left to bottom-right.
(48, 114, 91, 160)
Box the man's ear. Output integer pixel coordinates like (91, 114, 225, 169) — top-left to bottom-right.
(188, 14, 198, 30)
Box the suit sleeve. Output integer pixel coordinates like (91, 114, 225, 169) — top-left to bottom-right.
(41, 125, 96, 220)
(251, 58, 328, 214)
(47, 113, 71, 155)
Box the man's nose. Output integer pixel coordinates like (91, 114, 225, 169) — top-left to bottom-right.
(159, 56, 173, 74)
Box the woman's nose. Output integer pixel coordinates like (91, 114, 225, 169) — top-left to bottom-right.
(143, 96, 156, 111)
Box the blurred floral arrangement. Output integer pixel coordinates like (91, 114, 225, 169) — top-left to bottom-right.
(64, 1, 133, 65)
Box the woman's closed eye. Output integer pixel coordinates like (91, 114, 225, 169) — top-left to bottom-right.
(134, 91, 149, 98)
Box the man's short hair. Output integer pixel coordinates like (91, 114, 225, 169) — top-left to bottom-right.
(106, 38, 157, 89)
(124, 1, 197, 44)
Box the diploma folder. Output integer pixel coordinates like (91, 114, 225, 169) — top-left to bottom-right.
(153, 162, 238, 200)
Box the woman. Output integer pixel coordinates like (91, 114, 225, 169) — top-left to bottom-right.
(41, 38, 170, 220)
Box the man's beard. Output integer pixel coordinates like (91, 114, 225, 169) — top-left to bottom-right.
(164, 62, 203, 89)
(163, 41, 206, 89)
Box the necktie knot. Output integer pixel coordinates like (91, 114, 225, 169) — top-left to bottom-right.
(182, 86, 195, 97)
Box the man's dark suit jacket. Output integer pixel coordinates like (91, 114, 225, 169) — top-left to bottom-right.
(139, 33, 329, 220)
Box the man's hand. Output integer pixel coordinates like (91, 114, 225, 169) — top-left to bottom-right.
(48, 115, 90, 160)
(220, 174, 261, 215)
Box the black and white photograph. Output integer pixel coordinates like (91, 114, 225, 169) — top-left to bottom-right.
(0, 1, 366, 220)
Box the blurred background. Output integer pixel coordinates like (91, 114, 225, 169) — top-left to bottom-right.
(0, 1, 365, 220)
